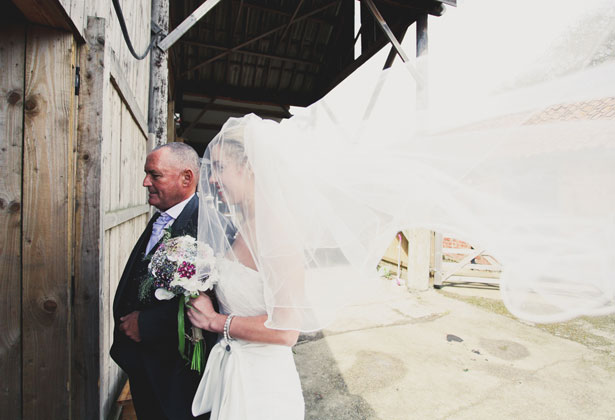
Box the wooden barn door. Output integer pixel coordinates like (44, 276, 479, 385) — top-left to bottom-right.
(0, 23, 77, 419)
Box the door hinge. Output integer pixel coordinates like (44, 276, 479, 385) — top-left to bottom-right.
(75, 66, 80, 96)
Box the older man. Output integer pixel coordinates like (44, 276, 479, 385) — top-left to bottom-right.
(111, 143, 217, 420)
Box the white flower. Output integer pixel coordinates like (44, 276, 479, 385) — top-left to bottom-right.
(155, 288, 176, 300)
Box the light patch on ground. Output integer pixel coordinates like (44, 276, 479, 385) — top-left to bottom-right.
(438, 289, 615, 356)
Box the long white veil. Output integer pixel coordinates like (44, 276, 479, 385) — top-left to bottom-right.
(198, 0, 615, 330)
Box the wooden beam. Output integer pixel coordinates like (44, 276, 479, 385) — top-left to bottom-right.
(180, 96, 216, 137)
(363, 0, 409, 62)
(181, 100, 290, 119)
(416, 13, 428, 57)
(182, 1, 338, 76)
(158, 0, 224, 52)
(231, 0, 336, 26)
(179, 122, 224, 132)
(180, 39, 317, 67)
(103, 204, 150, 231)
(441, 249, 488, 281)
(9, 0, 85, 42)
(72, 17, 106, 419)
(279, 0, 305, 41)
(233, 0, 244, 35)
(437, 0, 456, 7)
(383, 26, 408, 69)
(416, 13, 428, 110)
(225, 1, 233, 86)
(149, 0, 170, 146)
(378, 0, 448, 16)
(431, 231, 444, 288)
(180, 80, 314, 107)
(22, 24, 75, 419)
(404, 228, 431, 291)
(109, 52, 148, 139)
(0, 22, 25, 420)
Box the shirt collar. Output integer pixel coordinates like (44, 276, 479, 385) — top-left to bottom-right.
(159, 193, 195, 221)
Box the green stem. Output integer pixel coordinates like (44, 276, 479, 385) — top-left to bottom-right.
(177, 298, 189, 362)
(191, 341, 203, 373)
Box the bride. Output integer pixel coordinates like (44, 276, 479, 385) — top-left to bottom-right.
(187, 128, 306, 419)
(188, 1, 615, 418)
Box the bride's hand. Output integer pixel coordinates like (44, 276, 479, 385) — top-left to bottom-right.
(187, 293, 225, 332)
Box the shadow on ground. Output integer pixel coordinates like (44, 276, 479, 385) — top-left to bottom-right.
(295, 331, 379, 420)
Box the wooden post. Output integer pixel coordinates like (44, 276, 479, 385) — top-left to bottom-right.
(432, 231, 444, 288)
(404, 228, 431, 291)
(167, 100, 175, 142)
(407, 14, 434, 290)
(0, 23, 26, 420)
(149, 0, 169, 146)
(72, 16, 107, 419)
(416, 14, 428, 110)
(22, 25, 75, 419)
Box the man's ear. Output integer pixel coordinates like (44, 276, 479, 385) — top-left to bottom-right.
(181, 169, 194, 186)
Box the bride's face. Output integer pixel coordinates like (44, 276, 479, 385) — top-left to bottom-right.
(208, 144, 252, 205)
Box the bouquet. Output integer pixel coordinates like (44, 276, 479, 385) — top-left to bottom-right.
(144, 233, 218, 373)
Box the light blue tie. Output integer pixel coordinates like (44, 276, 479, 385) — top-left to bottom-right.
(146, 212, 173, 255)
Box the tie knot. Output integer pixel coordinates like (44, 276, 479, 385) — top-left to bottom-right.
(147, 212, 174, 254)
(155, 212, 172, 226)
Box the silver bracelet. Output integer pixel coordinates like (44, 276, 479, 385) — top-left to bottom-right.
(223, 314, 236, 345)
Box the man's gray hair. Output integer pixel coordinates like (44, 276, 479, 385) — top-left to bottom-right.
(153, 142, 200, 181)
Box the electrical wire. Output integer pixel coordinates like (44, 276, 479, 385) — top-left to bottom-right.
(112, 0, 159, 60)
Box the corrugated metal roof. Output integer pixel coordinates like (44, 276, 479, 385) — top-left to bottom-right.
(168, 0, 453, 148)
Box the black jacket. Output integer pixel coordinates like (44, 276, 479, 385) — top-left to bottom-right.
(110, 195, 219, 420)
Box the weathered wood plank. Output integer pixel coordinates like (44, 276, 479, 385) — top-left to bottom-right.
(431, 231, 444, 287)
(101, 226, 115, 418)
(404, 228, 431, 291)
(119, 103, 131, 209)
(109, 86, 122, 211)
(109, 51, 148, 139)
(149, 0, 169, 145)
(72, 16, 106, 420)
(167, 100, 176, 142)
(132, 117, 141, 205)
(158, 0, 220, 51)
(22, 25, 75, 419)
(0, 23, 25, 420)
(101, 228, 112, 417)
(103, 204, 150, 231)
(11, 0, 85, 42)
(68, 0, 86, 38)
(12, 0, 71, 30)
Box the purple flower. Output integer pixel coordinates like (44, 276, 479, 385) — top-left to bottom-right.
(177, 261, 196, 279)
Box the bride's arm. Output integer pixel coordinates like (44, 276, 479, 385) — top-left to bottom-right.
(187, 293, 299, 347)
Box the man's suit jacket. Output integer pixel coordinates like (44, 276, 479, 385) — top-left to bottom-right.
(110, 195, 217, 420)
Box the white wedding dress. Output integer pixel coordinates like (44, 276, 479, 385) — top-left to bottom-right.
(192, 258, 305, 419)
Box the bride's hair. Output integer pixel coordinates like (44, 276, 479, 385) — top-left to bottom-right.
(209, 119, 251, 167)
(213, 138, 248, 167)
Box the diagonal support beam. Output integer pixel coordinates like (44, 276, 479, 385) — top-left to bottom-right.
(442, 249, 485, 281)
(383, 26, 408, 69)
(279, 0, 305, 41)
(158, 0, 224, 52)
(362, 0, 423, 85)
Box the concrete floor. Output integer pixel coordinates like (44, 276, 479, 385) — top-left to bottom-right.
(294, 277, 615, 420)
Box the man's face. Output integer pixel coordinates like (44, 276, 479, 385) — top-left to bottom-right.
(143, 149, 187, 211)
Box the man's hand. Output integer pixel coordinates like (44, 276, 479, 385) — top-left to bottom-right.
(120, 311, 142, 342)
